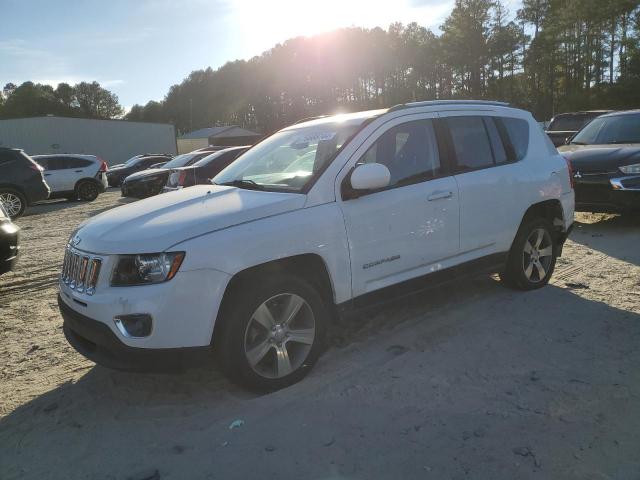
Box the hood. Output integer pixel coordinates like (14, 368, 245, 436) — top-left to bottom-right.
(558, 144, 640, 172)
(124, 168, 168, 182)
(74, 185, 306, 254)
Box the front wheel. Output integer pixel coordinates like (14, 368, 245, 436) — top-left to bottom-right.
(500, 218, 557, 290)
(216, 274, 327, 391)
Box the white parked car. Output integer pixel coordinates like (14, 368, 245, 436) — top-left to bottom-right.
(58, 101, 574, 390)
(33, 154, 108, 201)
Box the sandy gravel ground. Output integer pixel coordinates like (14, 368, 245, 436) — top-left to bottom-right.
(1, 190, 639, 479)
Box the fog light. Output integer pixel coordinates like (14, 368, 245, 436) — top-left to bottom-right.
(114, 314, 152, 338)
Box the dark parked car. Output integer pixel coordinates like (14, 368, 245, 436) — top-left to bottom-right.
(164, 146, 250, 191)
(106, 154, 173, 187)
(0, 148, 50, 219)
(546, 110, 612, 147)
(121, 149, 220, 198)
(0, 202, 20, 275)
(558, 110, 640, 213)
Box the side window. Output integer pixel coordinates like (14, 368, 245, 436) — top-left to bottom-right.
(499, 117, 530, 161)
(66, 157, 92, 168)
(483, 118, 508, 164)
(47, 157, 68, 170)
(445, 116, 494, 170)
(359, 119, 441, 187)
(35, 158, 49, 170)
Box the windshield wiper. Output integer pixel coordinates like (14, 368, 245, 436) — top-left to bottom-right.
(608, 140, 639, 144)
(218, 179, 266, 191)
(570, 141, 588, 145)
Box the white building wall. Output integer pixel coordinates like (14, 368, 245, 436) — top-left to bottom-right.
(0, 116, 177, 165)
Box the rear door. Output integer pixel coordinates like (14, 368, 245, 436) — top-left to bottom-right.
(339, 114, 460, 297)
(440, 113, 525, 256)
(42, 157, 73, 192)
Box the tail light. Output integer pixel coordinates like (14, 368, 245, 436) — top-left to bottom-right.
(29, 162, 43, 172)
(563, 156, 574, 189)
(98, 159, 108, 172)
(178, 171, 187, 186)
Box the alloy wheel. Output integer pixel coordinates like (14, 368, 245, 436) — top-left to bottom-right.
(522, 228, 553, 283)
(243, 293, 316, 379)
(0, 192, 23, 218)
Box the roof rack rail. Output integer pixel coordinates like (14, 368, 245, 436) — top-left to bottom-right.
(388, 100, 511, 112)
(293, 115, 329, 125)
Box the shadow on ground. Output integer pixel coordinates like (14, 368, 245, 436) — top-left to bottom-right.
(2, 277, 639, 480)
(570, 213, 640, 266)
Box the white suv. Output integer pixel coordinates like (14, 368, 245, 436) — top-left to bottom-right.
(58, 101, 574, 390)
(33, 154, 108, 201)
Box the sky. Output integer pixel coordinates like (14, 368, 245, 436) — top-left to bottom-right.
(1, 0, 522, 110)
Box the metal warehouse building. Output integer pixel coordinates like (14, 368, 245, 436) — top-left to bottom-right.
(0, 116, 177, 165)
(177, 126, 262, 154)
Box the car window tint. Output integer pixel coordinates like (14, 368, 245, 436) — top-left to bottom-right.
(47, 157, 68, 170)
(35, 157, 49, 169)
(484, 118, 508, 164)
(66, 157, 92, 168)
(360, 119, 441, 187)
(500, 117, 530, 160)
(446, 116, 494, 170)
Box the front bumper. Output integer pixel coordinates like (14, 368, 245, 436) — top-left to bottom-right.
(0, 220, 20, 275)
(59, 294, 212, 371)
(575, 174, 640, 213)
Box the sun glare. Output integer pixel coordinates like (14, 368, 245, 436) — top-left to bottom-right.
(229, 0, 453, 57)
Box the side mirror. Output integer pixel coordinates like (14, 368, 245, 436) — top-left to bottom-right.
(350, 163, 391, 191)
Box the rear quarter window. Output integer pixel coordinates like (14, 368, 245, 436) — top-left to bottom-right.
(500, 117, 530, 161)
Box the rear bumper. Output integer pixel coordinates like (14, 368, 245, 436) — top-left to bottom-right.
(59, 294, 212, 371)
(25, 179, 50, 205)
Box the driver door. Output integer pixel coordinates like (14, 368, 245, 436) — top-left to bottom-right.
(338, 114, 460, 298)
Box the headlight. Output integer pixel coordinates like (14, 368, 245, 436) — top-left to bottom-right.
(619, 163, 640, 174)
(111, 252, 185, 286)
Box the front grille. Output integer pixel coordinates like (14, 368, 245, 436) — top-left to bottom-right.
(61, 247, 102, 295)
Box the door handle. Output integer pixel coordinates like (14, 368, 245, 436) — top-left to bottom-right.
(427, 191, 453, 201)
(74, 170, 83, 173)
(44, 173, 52, 176)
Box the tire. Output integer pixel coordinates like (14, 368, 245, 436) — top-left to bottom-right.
(216, 273, 328, 391)
(76, 181, 100, 202)
(500, 218, 557, 290)
(0, 188, 27, 219)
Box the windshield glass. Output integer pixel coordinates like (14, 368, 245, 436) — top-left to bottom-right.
(213, 123, 359, 192)
(193, 151, 224, 167)
(549, 115, 591, 131)
(124, 155, 142, 166)
(163, 153, 198, 169)
(571, 114, 640, 145)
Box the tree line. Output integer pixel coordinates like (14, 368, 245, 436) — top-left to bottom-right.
(0, 81, 123, 120)
(2, 0, 639, 134)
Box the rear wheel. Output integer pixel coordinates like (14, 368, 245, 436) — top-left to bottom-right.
(0, 189, 26, 219)
(76, 181, 100, 202)
(216, 274, 327, 391)
(500, 218, 557, 290)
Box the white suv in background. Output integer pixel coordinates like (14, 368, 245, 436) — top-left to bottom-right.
(58, 101, 574, 391)
(33, 154, 108, 201)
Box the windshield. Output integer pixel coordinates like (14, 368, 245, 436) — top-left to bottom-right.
(571, 114, 640, 145)
(124, 155, 142, 166)
(163, 153, 198, 169)
(213, 123, 359, 192)
(193, 151, 225, 167)
(549, 114, 592, 131)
